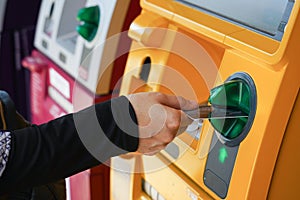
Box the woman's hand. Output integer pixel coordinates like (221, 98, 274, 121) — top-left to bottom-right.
(127, 92, 198, 155)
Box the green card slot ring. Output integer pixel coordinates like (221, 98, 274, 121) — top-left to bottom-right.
(209, 72, 257, 146)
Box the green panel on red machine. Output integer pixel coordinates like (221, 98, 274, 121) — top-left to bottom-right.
(208, 80, 250, 139)
(76, 5, 100, 41)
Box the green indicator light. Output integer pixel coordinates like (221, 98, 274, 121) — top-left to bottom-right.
(219, 147, 228, 164)
(76, 23, 98, 42)
(77, 6, 100, 26)
(76, 5, 100, 41)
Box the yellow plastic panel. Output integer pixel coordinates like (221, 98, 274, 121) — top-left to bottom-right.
(224, 1, 299, 65)
(171, 4, 243, 44)
(141, 0, 176, 20)
(114, 1, 300, 199)
(143, 154, 214, 200)
(224, 30, 280, 60)
(267, 92, 300, 199)
(141, 0, 300, 67)
(110, 156, 137, 200)
(119, 42, 171, 96)
(141, 0, 244, 44)
(208, 47, 300, 199)
(128, 76, 153, 94)
(128, 12, 169, 47)
(120, 27, 224, 188)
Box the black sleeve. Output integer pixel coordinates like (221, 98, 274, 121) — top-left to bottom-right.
(0, 96, 139, 194)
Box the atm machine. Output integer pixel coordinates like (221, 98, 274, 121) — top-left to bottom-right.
(22, 0, 140, 199)
(111, 0, 300, 199)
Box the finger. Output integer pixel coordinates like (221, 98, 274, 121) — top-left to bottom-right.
(155, 93, 198, 111)
(143, 105, 193, 141)
(181, 110, 194, 127)
(144, 150, 160, 156)
(174, 112, 193, 136)
(177, 126, 188, 136)
(143, 145, 166, 156)
(137, 137, 165, 153)
(150, 106, 191, 142)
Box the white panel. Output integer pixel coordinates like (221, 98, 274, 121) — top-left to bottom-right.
(34, 0, 132, 94)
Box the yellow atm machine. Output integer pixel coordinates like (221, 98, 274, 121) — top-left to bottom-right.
(111, 0, 300, 199)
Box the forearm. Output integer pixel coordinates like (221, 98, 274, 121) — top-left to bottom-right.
(0, 96, 139, 194)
